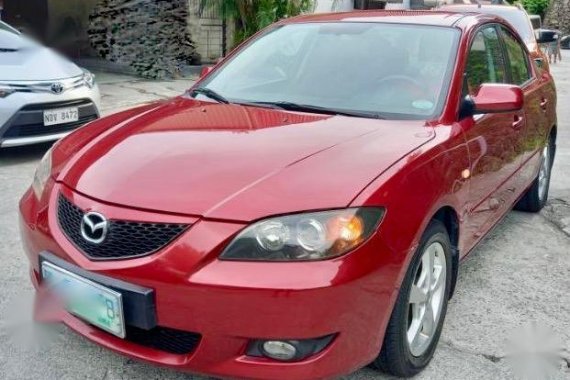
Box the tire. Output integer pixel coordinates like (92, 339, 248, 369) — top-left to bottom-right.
(372, 220, 452, 377)
(515, 134, 555, 213)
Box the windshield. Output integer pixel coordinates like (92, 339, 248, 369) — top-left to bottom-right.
(0, 22, 19, 35)
(196, 23, 460, 120)
(0, 27, 35, 51)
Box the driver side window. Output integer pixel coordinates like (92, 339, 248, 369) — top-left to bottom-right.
(465, 26, 507, 96)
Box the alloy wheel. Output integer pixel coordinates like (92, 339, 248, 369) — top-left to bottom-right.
(538, 143, 550, 202)
(407, 241, 447, 357)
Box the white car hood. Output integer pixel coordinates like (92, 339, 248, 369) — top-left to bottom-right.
(0, 30, 82, 81)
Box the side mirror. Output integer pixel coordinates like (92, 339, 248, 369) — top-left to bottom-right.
(463, 84, 524, 117)
(200, 66, 213, 78)
(536, 29, 557, 44)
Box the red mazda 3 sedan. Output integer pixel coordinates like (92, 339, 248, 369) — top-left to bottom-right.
(20, 10, 557, 380)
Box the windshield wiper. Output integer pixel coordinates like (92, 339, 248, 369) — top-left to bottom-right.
(189, 87, 229, 104)
(247, 101, 384, 119)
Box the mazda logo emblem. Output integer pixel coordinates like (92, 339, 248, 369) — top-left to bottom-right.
(81, 212, 109, 244)
(50, 82, 64, 94)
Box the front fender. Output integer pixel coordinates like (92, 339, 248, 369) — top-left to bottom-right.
(350, 124, 470, 292)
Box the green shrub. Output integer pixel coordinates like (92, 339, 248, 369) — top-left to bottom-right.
(521, 0, 551, 17)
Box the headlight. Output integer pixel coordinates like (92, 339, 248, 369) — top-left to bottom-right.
(82, 70, 95, 89)
(0, 84, 15, 98)
(32, 147, 53, 199)
(220, 208, 385, 261)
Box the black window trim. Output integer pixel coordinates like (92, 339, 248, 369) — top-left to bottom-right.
(465, 23, 509, 91)
(458, 22, 509, 119)
(496, 23, 535, 88)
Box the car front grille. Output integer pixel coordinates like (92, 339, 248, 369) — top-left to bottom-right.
(1, 99, 99, 138)
(3, 115, 98, 137)
(126, 325, 201, 355)
(20, 99, 95, 111)
(57, 195, 189, 260)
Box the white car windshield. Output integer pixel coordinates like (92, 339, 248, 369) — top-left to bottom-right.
(0, 22, 17, 34)
(0, 28, 36, 51)
(197, 23, 460, 120)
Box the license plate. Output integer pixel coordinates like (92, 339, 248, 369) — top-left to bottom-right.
(43, 107, 79, 126)
(41, 261, 126, 338)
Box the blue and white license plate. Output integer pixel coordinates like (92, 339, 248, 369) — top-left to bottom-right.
(41, 261, 126, 338)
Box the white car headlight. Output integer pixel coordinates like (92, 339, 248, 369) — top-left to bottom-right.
(82, 70, 95, 89)
(0, 84, 15, 98)
(32, 148, 53, 199)
(220, 208, 385, 261)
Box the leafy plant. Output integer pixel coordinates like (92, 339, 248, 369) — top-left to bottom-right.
(521, 0, 551, 17)
(200, 0, 313, 46)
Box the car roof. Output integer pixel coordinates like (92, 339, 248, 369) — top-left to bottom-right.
(281, 10, 485, 28)
(439, 4, 522, 10)
(438, 4, 536, 43)
(438, 4, 525, 16)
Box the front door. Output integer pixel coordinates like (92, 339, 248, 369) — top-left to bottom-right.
(460, 24, 526, 248)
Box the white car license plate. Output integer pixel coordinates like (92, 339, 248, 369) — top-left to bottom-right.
(41, 261, 126, 338)
(43, 107, 79, 126)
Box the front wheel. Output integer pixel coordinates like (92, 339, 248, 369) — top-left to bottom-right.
(372, 220, 452, 377)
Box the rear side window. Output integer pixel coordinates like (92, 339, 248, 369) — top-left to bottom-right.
(465, 26, 507, 95)
(500, 27, 532, 85)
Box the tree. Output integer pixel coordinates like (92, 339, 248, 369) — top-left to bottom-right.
(521, 0, 551, 17)
(200, 0, 313, 46)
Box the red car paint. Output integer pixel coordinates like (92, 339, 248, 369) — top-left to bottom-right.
(19, 10, 556, 380)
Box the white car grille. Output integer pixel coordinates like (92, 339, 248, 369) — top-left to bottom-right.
(0, 76, 86, 95)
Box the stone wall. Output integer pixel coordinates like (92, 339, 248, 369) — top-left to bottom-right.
(88, 0, 200, 78)
(545, 0, 570, 34)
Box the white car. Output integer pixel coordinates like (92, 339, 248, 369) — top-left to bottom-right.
(0, 21, 100, 148)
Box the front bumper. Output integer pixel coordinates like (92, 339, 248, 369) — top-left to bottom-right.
(0, 85, 100, 147)
(19, 183, 401, 380)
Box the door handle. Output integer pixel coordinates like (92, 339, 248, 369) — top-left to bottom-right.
(540, 98, 548, 110)
(512, 115, 524, 129)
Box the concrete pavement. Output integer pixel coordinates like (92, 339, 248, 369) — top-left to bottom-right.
(95, 71, 197, 116)
(0, 55, 569, 380)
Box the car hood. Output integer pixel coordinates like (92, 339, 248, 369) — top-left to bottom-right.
(0, 31, 82, 80)
(59, 98, 434, 221)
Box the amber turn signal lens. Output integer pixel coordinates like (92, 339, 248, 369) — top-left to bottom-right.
(340, 216, 365, 242)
